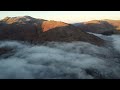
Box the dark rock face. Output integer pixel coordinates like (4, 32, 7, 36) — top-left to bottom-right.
(0, 16, 105, 46)
(0, 47, 13, 56)
(74, 20, 120, 35)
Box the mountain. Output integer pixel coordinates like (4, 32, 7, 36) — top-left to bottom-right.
(74, 20, 120, 35)
(0, 16, 45, 41)
(0, 16, 45, 24)
(0, 16, 105, 46)
(39, 24, 105, 46)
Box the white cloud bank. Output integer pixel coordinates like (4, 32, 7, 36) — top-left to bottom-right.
(0, 34, 120, 79)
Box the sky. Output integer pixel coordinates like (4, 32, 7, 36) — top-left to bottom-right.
(0, 11, 120, 23)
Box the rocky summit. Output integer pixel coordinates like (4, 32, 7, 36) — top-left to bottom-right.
(0, 16, 105, 46)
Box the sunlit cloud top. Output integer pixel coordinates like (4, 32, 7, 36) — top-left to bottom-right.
(0, 11, 120, 23)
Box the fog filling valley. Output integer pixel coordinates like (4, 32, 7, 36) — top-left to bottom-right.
(0, 33, 120, 79)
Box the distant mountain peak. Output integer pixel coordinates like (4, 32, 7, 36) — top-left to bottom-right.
(0, 16, 46, 24)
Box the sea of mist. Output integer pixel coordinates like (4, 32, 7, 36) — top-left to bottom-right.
(0, 33, 120, 79)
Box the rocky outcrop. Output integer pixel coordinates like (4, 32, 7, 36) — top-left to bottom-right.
(74, 20, 120, 35)
(0, 16, 105, 46)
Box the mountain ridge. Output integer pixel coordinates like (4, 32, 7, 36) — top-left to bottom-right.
(73, 19, 120, 35)
(0, 16, 105, 46)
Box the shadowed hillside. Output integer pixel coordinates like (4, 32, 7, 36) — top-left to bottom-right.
(38, 25, 105, 46)
(73, 20, 120, 35)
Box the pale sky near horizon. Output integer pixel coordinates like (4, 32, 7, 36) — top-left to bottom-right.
(0, 11, 120, 23)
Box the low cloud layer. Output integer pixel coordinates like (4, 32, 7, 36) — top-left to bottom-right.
(0, 34, 120, 79)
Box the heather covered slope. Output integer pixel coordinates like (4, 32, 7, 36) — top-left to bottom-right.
(0, 16, 105, 46)
(39, 25, 104, 46)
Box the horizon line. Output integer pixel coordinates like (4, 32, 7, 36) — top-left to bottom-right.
(1, 15, 120, 24)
